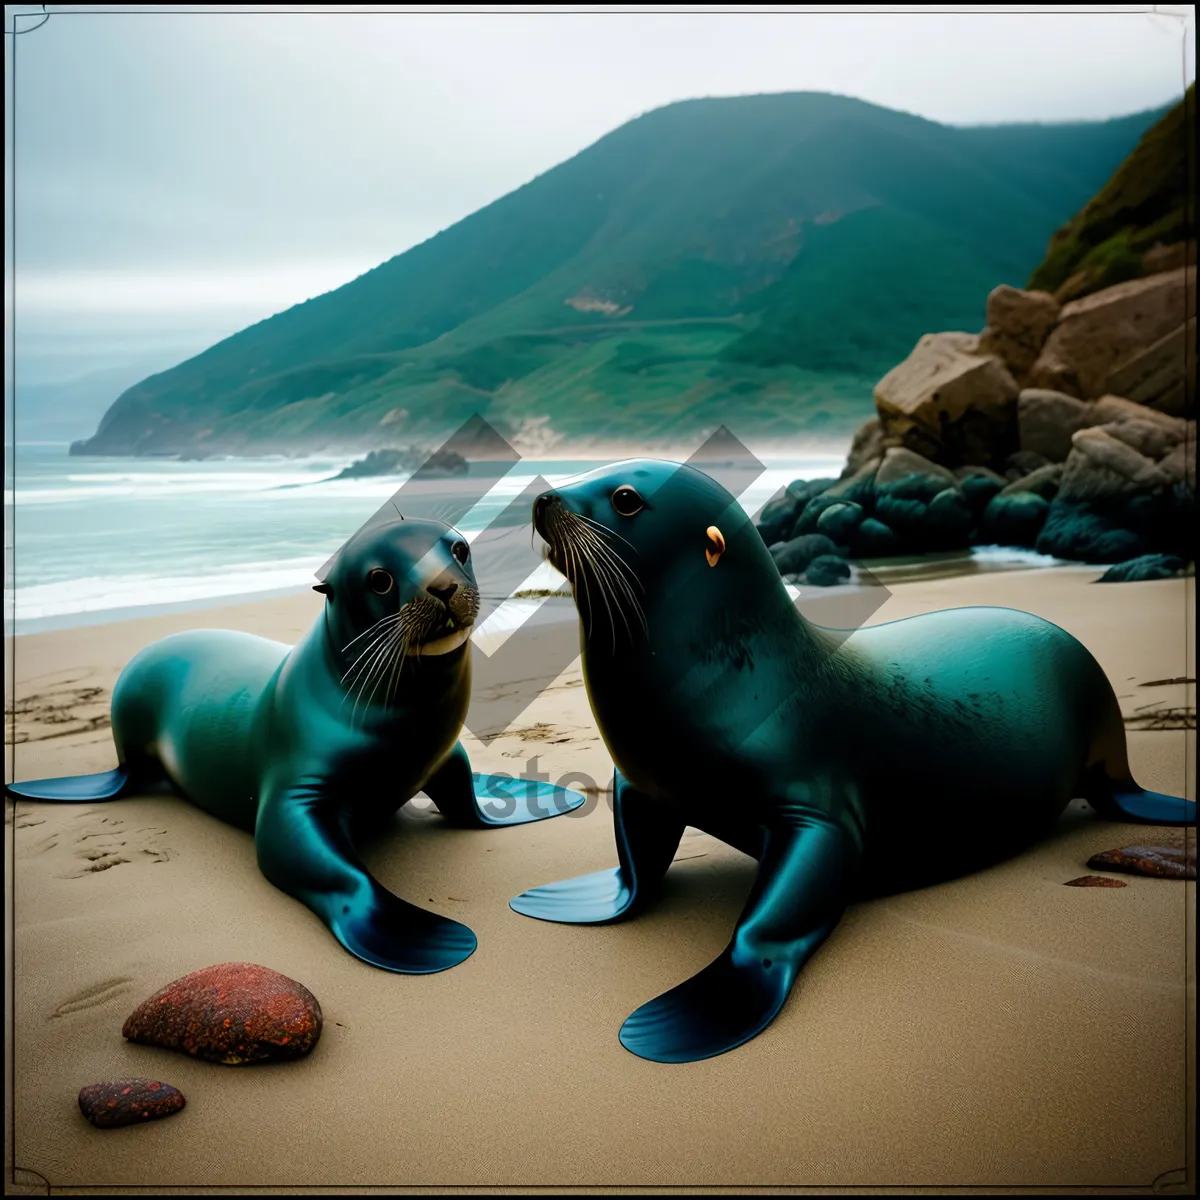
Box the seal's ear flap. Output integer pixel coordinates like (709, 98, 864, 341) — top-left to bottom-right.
(705, 526, 725, 568)
(313, 581, 334, 598)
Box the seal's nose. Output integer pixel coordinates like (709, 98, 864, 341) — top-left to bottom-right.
(427, 581, 458, 607)
(533, 492, 557, 537)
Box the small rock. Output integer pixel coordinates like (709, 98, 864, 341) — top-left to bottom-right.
(1064, 875, 1128, 887)
(852, 517, 902, 557)
(924, 487, 974, 543)
(756, 478, 836, 545)
(1035, 501, 1147, 564)
(78, 1079, 185, 1129)
(123, 963, 323, 1065)
(1096, 554, 1186, 583)
(979, 492, 1050, 547)
(1086, 844, 1196, 880)
(770, 533, 841, 578)
(804, 555, 851, 588)
(954, 466, 1007, 513)
(816, 501, 865, 543)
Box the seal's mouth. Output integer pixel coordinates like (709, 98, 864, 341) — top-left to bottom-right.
(417, 619, 474, 655)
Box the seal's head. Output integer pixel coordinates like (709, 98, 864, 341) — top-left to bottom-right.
(315, 517, 480, 700)
(533, 459, 778, 651)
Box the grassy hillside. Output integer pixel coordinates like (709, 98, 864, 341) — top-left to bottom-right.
(74, 91, 1172, 456)
(1027, 84, 1194, 300)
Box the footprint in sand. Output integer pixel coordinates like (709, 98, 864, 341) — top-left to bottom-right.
(49, 976, 136, 1020)
(14, 808, 175, 877)
(10, 669, 111, 745)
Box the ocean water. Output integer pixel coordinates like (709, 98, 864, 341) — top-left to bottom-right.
(2, 443, 844, 632)
(4, 443, 1064, 635)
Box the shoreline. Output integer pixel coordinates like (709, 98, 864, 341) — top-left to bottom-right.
(4, 545, 1077, 638)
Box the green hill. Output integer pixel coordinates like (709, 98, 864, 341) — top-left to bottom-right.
(1027, 83, 1194, 301)
(72, 91, 1174, 457)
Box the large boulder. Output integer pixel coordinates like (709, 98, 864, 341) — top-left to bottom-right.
(1017, 389, 1096, 462)
(873, 332, 1020, 468)
(1102, 316, 1195, 414)
(999, 463, 1063, 500)
(1098, 417, 1184, 461)
(841, 418, 893, 477)
(977, 285, 1061, 380)
(874, 447, 957, 491)
(1058, 427, 1172, 504)
(1159, 439, 1196, 489)
(1025, 267, 1195, 400)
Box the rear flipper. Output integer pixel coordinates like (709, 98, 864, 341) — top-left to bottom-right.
(420, 743, 585, 828)
(510, 771, 684, 924)
(1089, 785, 1195, 825)
(6, 764, 133, 802)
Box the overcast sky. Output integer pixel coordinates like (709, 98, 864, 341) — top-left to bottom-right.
(4, 3, 1196, 380)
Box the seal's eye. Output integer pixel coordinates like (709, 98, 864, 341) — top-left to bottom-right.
(367, 569, 394, 595)
(451, 540, 470, 566)
(611, 485, 644, 517)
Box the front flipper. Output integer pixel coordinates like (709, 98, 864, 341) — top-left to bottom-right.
(510, 772, 684, 924)
(256, 776, 476, 974)
(619, 810, 857, 1064)
(421, 742, 586, 828)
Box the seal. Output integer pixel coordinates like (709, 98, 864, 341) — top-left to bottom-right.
(510, 459, 1196, 1063)
(7, 517, 585, 974)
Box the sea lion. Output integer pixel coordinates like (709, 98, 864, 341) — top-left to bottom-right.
(7, 517, 585, 974)
(510, 460, 1195, 1063)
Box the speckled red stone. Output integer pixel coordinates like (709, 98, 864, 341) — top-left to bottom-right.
(1086, 844, 1195, 881)
(122, 963, 322, 1065)
(78, 1079, 185, 1128)
(1064, 875, 1127, 887)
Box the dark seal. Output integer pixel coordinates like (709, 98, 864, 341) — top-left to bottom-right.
(510, 459, 1195, 1062)
(8, 518, 584, 973)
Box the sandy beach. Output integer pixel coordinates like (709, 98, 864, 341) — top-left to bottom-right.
(3, 566, 1195, 1193)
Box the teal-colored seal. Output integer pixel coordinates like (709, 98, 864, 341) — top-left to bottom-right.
(7, 518, 585, 973)
(512, 460, 1195, 1063)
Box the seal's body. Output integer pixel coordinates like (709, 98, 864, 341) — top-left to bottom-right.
(9, 518, 584, 974)
(512, 460, 1195, 1063)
